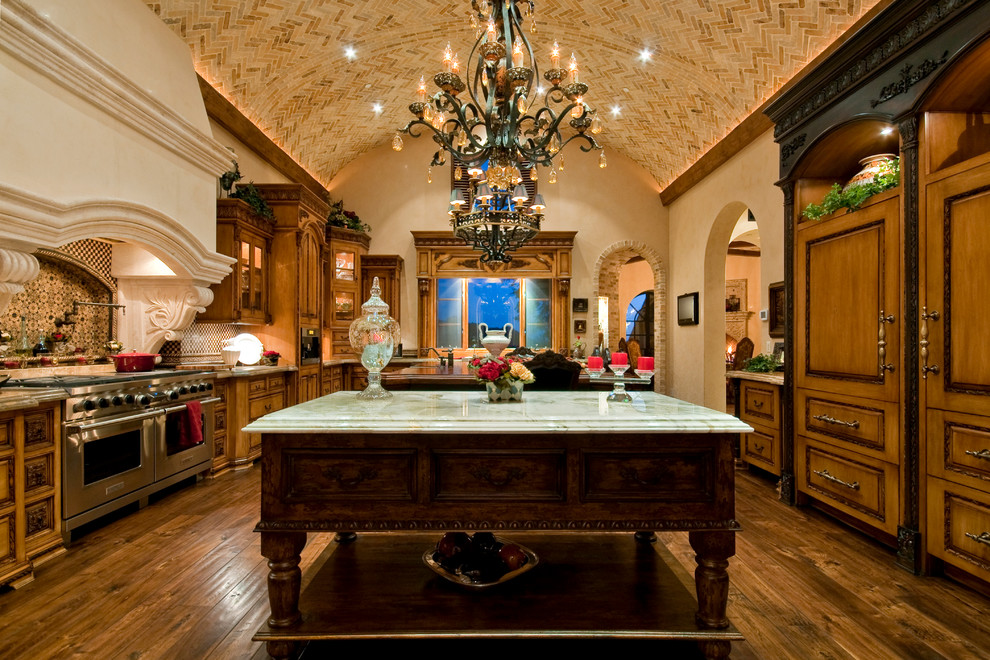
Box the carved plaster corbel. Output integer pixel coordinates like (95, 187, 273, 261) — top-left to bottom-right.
(115, 276, 213, 353)
(0, 246, 41, 317)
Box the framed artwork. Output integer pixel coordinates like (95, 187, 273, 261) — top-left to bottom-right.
(768, 281, 785, 338)
(773, 341, 785, 364)
(574, 319, 587, 334)
(572, 298, 588, 314)
(677, 292, 699, 326)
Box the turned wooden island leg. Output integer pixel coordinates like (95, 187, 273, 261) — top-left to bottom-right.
(261, 531, 307, 660)
(689, 530, 736, 659)
(688, 530, 735, 628)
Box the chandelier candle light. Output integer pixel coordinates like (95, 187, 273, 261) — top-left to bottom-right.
(393, 0, 605, 263)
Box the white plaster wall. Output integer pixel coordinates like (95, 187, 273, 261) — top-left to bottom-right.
(210, 121, 292, 186)
(667, 130, 784, 407)
(329, 138, 668, 350)
(0, 0, 220, 250)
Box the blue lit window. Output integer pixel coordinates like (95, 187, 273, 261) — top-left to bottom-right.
(436, 277, 551, 349)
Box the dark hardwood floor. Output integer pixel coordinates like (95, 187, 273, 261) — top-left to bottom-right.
(2, 464, 989, 659)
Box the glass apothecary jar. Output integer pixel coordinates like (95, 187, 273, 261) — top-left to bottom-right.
(348, 277, 400, 399)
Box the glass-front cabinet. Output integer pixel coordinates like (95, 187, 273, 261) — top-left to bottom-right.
(326, 227, 370, 356)
(201, 198, 274, 325)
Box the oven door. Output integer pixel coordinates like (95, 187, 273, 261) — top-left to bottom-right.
(156, 397, 218, 481)
(62, 410, 158, 520)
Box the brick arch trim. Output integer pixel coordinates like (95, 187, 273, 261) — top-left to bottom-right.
(591, 241, 667, 393)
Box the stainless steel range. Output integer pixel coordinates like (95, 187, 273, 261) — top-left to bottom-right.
(6, 371, 219, 541)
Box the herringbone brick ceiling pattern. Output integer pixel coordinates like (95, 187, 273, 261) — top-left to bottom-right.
(145, 1, 881, 189)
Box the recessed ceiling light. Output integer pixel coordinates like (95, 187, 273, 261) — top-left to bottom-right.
(880, 127, 894, 135)
(344, 46, 357, 60)
(610, 105, 621, 117)
(372, 103, 383, 115)
(638, 48, 652, 63)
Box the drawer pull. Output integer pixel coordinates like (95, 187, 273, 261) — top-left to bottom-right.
(323, 466, 378, 489)
(753, 442, 765, 452)
(812, 414, 860, 430)
(619, 465, 673, 487)
(965, 531, 990, 547)
(469, 466, 526, 488)
(751, 400, 764, 409)
(813, 468, 860, 491)
(964, 449, 990, 461)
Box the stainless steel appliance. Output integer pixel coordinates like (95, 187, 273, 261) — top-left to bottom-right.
(5, 371, 218, 541)
(300, 327, 320, 364)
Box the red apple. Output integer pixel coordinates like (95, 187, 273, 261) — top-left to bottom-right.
(498, 543, 528, 571)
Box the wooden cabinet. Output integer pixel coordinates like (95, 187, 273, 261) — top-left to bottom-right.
(733, 375, 783, 476)
(326, 227, 370, 357)
(0, 403, 62, 589)
(250, 184, 330, 402)
(215, 373, 292, 471)
(768, 0, 990, 576)
(199, 199, 274, 325)
(360, 254, 403, 325)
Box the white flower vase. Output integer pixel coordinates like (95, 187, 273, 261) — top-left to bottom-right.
(486, 381, 524, 402)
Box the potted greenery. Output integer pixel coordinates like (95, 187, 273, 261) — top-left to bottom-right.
(218, 161, 275, 222)
(327, 200, 370, 233)
(801, 156, 900, 221)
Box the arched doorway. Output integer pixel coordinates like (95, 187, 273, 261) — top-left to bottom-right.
(592, 241, 667, 393)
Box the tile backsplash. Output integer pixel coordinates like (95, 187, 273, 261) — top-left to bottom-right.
(2, 240, 118, 361)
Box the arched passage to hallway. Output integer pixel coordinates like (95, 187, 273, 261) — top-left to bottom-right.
(592, 241, 667, 393)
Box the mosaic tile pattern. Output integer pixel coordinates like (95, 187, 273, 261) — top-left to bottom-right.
(58, 239, 115, 284)
(170, 322, 239, 365)
(145, 1, 882, 188)
(2, 255, 116, 361)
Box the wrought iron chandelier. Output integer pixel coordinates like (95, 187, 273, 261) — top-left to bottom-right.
(392, 0, 605, 263)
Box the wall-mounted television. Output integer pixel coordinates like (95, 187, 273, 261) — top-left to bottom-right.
(677, 292, 699, 326)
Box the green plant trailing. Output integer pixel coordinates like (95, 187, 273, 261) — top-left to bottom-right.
(327, 199, 370, 233)
(231, 182, 275, 222)
(744, 353, 781, 373)
(801, 157, 900, 221)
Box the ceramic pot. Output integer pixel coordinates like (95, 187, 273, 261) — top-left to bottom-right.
(844, 153, 896, 190)
(110, 352, 160, 372)
(480, 326, 512, 357)
(221, 347, 240, 367)
(486, 380, 524, 402)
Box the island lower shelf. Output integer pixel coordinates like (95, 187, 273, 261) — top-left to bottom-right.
(254, 532, 743, 643)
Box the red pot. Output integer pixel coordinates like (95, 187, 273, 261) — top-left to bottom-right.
(110, 352, 160, 372)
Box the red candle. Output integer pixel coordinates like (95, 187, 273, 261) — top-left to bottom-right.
(611, 352, 628, 365)
(637, 356, 654, 371)
(587, 356, 603, 369)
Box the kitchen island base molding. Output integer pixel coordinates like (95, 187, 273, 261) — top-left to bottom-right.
(255, 533, 742, 659)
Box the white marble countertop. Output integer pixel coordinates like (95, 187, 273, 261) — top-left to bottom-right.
(243, 390, 753, 434)
(0, 387, 69, 412)
(725, 370, 785, 385)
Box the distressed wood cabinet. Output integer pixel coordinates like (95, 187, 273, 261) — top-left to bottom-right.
(0, 402, 63, 589)
(768, 0, 990, 578)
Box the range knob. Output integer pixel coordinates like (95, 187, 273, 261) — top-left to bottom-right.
(137, 394, 151, 406)
(195, 383, 207, 392)
(97, 397, 111, 408)
(82, 398, 98, 411)
(205, 382, 214, 391)
(124, 393, 135, 404)
(178, 386, 189, 395)
(165, 390, 179, 400)
(110, 395, 124, 407)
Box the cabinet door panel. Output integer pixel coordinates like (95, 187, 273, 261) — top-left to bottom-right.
(926, 163, 990, 416)
(796, 197, 899, 401)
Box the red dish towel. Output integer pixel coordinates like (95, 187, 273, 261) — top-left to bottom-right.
(179, 400, 204, 448)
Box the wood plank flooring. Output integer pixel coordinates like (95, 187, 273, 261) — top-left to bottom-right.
(1, 465, 989, 659)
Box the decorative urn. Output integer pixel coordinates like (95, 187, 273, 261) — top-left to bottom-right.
(348, 277, 401, 399)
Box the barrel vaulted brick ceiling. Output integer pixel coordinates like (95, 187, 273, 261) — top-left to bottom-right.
(145, 1, 883, 190)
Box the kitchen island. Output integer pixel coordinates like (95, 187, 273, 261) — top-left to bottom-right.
(246, 390, 750, 659)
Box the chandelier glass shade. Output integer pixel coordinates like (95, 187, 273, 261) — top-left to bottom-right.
(393, 0, 605, 263)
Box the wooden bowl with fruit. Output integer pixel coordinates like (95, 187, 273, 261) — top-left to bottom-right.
(423, 531, 538, 589)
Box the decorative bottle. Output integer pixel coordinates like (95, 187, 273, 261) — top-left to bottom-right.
(348, 277, 401, 399)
